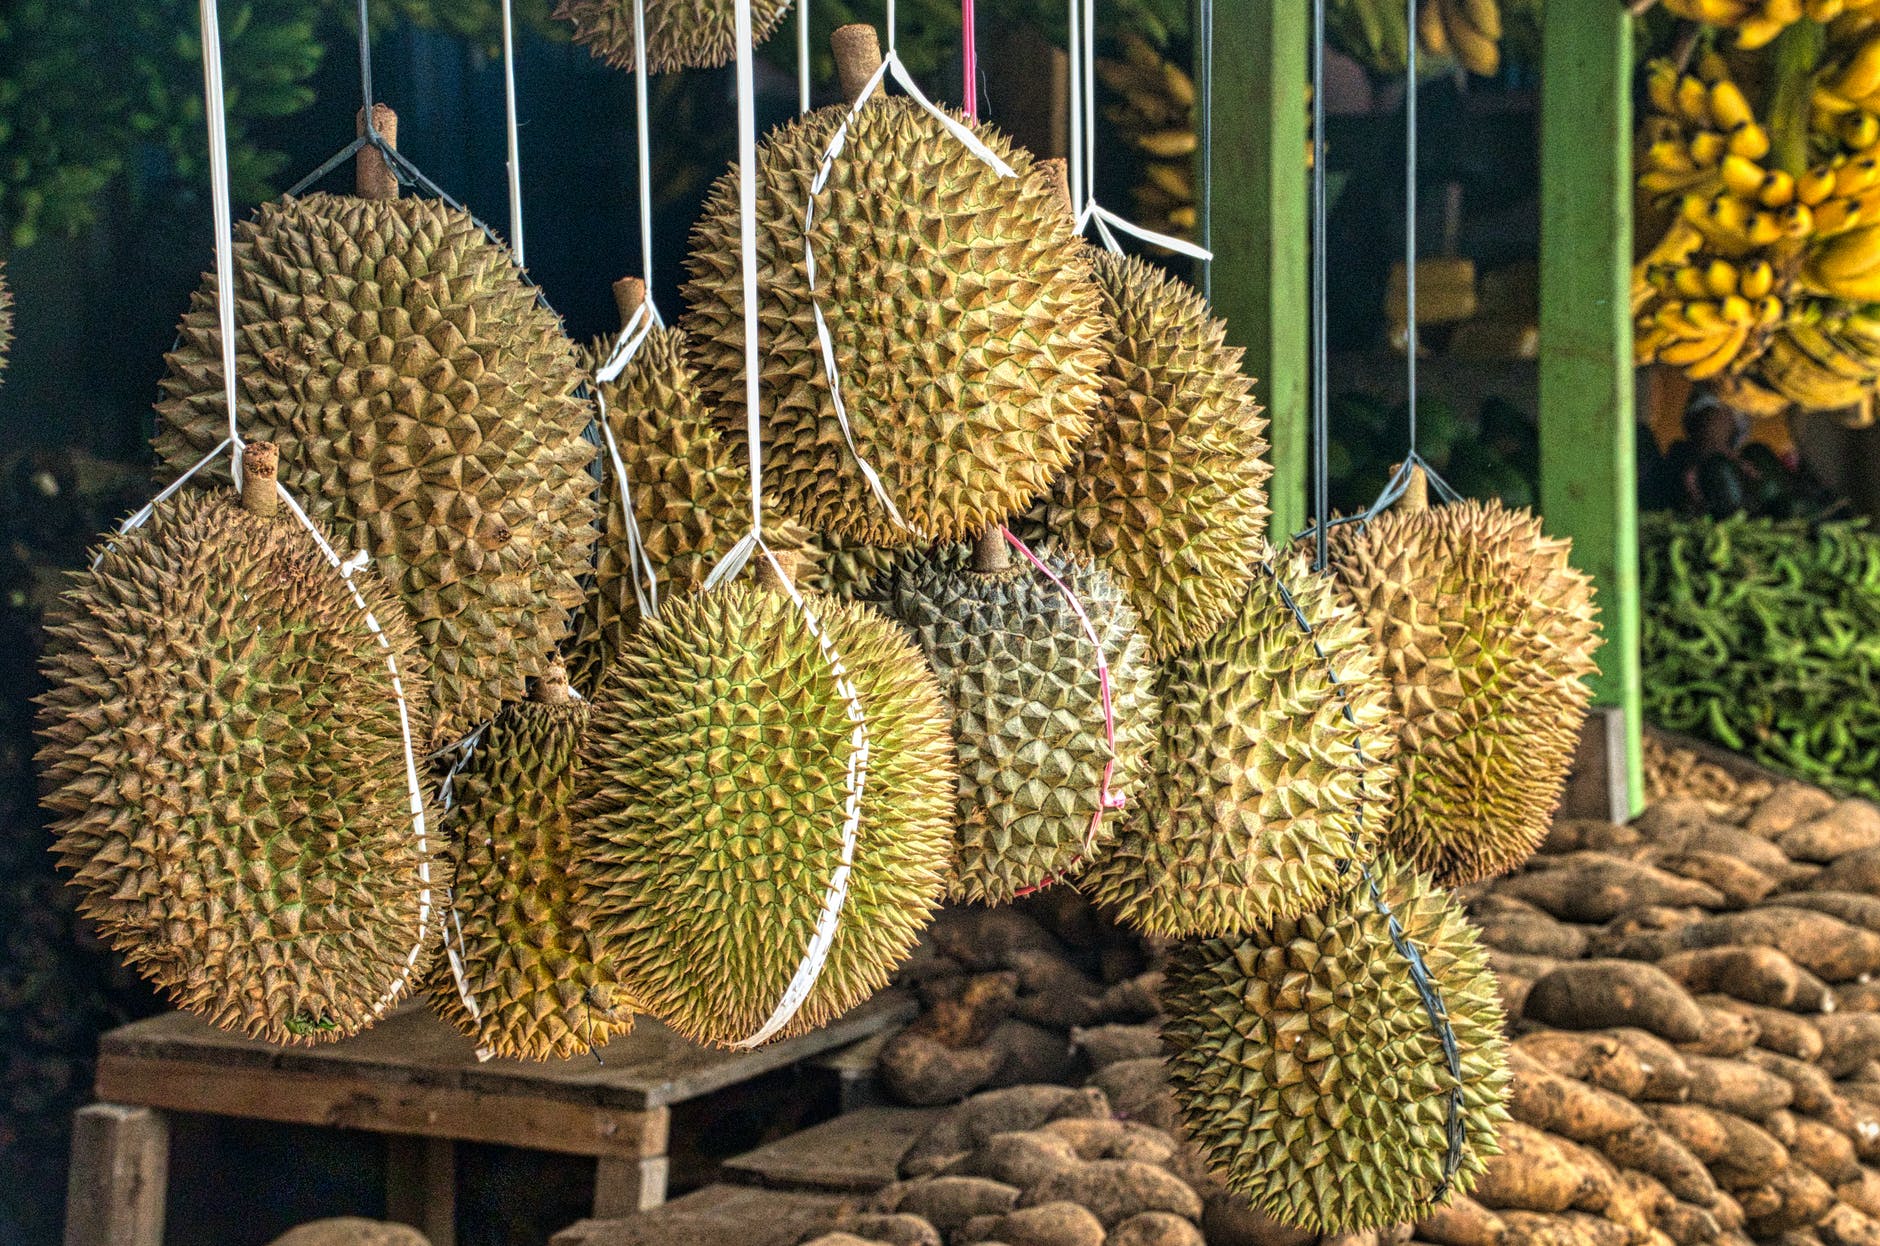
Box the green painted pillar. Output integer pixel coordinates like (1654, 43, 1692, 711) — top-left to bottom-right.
(1539, 0, 1644, 814)
(1212, 2, 1308, 542)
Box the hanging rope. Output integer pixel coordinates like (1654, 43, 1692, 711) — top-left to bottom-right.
(501, 0, 525, 265)
(632, 0, 661, 322)
(798, 0, 812, 113)
(1198, 0, 1213, 298)
(962, 0, 978, 119)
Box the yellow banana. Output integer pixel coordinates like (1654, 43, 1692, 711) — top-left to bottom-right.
(1812, 0, 1851, 20)
(1705, 258, 1742, 298)
(1418, 0, 1451, 58)
(1847, 111, 1880, 150)
(1672, 265, 1713, 299)
(1440, 0, 1499, 75)
(1460, 0, 1502, 40)
(1813, 222, 1880, 280)
(1836, 37, 1880, 102)
(1648, 63, 1680, 116)
(1758, 169, 1797, 206)
(1728, 123, 1772, 161)
(1779, 203, 1816, 236)
(1710, 81, 1755, 131)
(1687, 327, 1751, 379)
(1759, 295, 1786, 325)
(1815, 199, 1861, 234)
(1746, 212, 1786, 245)
(1677, 76, 1713, 127)
(1741, 258, 1777, 298)
(1799, 167, 1839, 205)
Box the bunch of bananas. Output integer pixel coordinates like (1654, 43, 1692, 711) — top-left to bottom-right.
(1097, 34, 1198, 242)
(1327, 0, 1514, 77)
(1638, 252, 1785, 378)
(1763, 302, 1880, 406)
(1659, 0, 1880, 49)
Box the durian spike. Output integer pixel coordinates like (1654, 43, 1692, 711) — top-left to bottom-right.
(972, 527, 1012, 574)
(832, 24, 887, 101)
(239, 441, 280, 517)
(529, 657, 574, 705)
(355, 104, 399, 201)
(755, 548, 803, 591)
(612, 276, 646, 328)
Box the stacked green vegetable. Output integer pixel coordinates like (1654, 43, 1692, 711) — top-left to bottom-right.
(1642, 511, 1880, 797)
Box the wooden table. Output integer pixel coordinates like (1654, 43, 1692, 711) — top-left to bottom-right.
(64, 992, 912, 1246)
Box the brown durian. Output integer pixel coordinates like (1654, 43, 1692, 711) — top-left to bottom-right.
(680, 28, 1109, 547)
(38, 444, 437, 1045)
(152, 126, 595, 741)
(556, 0, 794, 74)
(431, 663, 633, 1061)
(577, 572, 956, 1047)
(1329, 480, 1600, 884)
(1080, 545, 1395, 938)
(1047, 250, 1271, 659)
(1162, 856, 1512, 1232)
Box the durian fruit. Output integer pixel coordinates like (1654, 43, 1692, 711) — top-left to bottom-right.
(556, 0, 794, 74)
(38, 443, 437, 1045)
(680, 26, 1110, 548)
(1080, 545, 1395, 939)
(431, 661, 633, 1061)
(578, 562, 957, 1047)
(1046, 249, 1271, 660)
(862, 532, 1156, 904)
(0, 261, 12, 385)
(152, 112, 596, 742)
(1329, 471, 1600, 885)
(571, 277, 747, 692)
(1161, 856, 1512, 1233)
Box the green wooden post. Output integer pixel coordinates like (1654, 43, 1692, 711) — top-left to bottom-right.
(1539, 0, 1644, 814)
(1212, 2, 1308, 542)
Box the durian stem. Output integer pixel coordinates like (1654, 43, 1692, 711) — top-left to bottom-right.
(1039, 158, 1075, 219)
(832, 25, 887, 101)
(529, 658, 574, 705)
(973, 527, 1012, 573)
(356, 105, 400, 201)
(754, 548, 802, 592)
(1400, 463, 1429, 512)
(240, 442, 280, 517)
(612, 276, 646, 330)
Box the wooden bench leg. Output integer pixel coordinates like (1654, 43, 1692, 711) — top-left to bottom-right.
(65, 1103, 169, 1246)
(593, 1156, 667, 1217)
(386, 1137, 455, 1246)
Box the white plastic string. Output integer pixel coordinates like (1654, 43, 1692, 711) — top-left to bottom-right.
(93, 438, 233, 567)
(200, 0, 244, 488)
(1064, 0, 1211, 261)
(798, 0, 812, 113)
(433, 720, 495, 1059)
(593, 300, 663, 618)
(501, 0, 525, 266)
(632, 0, 661, 322)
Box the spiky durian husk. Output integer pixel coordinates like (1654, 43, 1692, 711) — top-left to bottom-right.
(555, 0, 793, 73)
(1163, 857, 1511, 1233)
(681, 98, 1110, 547)
(37, 489, 436, 1045)
(1330, 499, 1601, 885)
(1046, 252, 1270, 659)
(1081, 548, 1394, 938)
(152, 193, 597, 742)
(863, 544, 1156, 904)
(0, 261, 12, 385)
(569, 326, 745, 693)
(578, 584, 956, 1046)
(796, 527, 907, 598)
(432, 697, 633, 1061)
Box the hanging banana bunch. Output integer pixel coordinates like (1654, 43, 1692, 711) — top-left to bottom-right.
(1326, 0, 1517, 78)
(1660, 0, 1880, 51)
(1097, 34, 1198, 243)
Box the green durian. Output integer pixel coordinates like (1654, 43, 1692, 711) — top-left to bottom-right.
(681, 30, 1109, 547)
(1330, 484, 1600, 884)
(1046, 251, 1271, 659)
(38, 447, 437, 1045)
(431, 663, 634, 1061)
(577, 576, 956, 1047)
(1162, 857, 1512, 1233)
(1081, 546, 1395, 938)
(862, 535, 1156, 904)
(152, 187, 596, 743)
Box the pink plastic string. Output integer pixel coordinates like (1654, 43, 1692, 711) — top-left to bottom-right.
(962, 0, 978, 120)
(1001, 527, 1125, 898)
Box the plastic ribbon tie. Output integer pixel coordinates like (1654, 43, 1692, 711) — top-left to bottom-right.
(501, 0, 525, 266)
(632, 0, 662, 324)
(1002, 527, 1127, 899)
(593, 299, 663, 619)
(797, 0, 812, 113)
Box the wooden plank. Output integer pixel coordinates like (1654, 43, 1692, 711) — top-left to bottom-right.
(593, 1156, 669, 1216)
(97, 991, 914, 1112)
(1213, 0, 1310, 542)
(385, 1136, 456, 1246)
(810, 1028, 900, 1113)
(94, 1054, 668, 1159)
(723, 1106, 944, 1194)
(64, 1103, 169, 1246)
(550, 1185, 847, 1246)
(1538, 0, 1645, 816)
